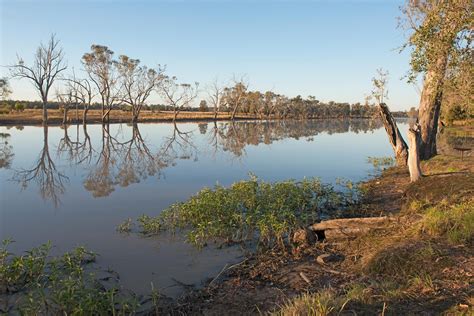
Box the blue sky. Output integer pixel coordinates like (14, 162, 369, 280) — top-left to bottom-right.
(1, 0, 420, 110)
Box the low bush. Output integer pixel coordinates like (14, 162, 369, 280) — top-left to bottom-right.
(121, 176, 347, 250)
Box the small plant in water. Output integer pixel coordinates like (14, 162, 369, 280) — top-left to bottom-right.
(367, 156, 395, 170)
(0, 240, 142, 314)
(117, 218, 133, 233)
(125, 176, 351, 251)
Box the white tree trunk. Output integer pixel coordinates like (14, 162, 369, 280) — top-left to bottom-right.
(408, 124, 423, 182)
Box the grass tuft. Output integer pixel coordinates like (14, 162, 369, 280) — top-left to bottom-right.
(418, 199, 474, 244)
(273, 289, 349, 316)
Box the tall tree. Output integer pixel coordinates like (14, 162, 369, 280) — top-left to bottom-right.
(401, 0, 472, 159)
(82, 45, 120, 124)
(116, 55, 164, 123)
(9, 35, 67, 123)
(222, 78, 249, 120)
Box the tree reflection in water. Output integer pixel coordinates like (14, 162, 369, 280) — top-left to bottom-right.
(10, 119, 385, 204)
(0, 132, 14, 169)
(11, 125, 68, 206)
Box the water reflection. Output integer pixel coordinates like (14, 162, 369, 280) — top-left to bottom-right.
(11, 125, 68, 206)
(9, 119, 386, 205)
(209, 119, 384, 157)
(2, 118, 412, 296)
(0, 132, 14, 169)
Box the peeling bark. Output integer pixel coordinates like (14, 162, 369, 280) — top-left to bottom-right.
(378, 103, 408, 166)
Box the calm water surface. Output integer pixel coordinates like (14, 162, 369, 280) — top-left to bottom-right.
(0, 119, 408, 296)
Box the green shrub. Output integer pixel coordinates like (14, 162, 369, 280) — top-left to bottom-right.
(122, 176, 346, 250)
(14, 103, 25, 112)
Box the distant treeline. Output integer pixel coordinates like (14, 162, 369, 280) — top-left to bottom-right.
(1, 98, 413, 118)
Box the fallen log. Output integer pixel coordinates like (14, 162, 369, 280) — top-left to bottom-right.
(309, 216, 396, 240)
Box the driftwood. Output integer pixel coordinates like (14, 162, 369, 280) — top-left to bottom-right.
(378, 103, 408, 166)
(309, 216, 395, 240)
(407, 124, 423, 182)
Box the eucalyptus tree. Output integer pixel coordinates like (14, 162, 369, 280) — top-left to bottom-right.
(262, 91, 278, 118)
(401, 0, 472, 159)
(9, 34, 67, 123)
(115, 55, 165, 123)
(159, 75, 199, 122)
(82, 45, 120, 124)
(222, 78, 249, 120)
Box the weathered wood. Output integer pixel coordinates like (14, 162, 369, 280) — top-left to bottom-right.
(309, 216, 395, 239)
(378, 103, 408, 166)
(408, 125, 423, 182)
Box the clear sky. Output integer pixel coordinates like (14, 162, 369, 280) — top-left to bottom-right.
(1, 0, 420, 110)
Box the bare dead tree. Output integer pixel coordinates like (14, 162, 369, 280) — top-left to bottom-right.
(66, 74, 94, 124)
(9, 34, 67, 124)
(371, 68, 409, 166)
(82, 45, 120, 124)
(56, 87, 74, 125)
(206, 78, 224, 121)
(159, 76, 199, 122)
(116, 55, 165, 123)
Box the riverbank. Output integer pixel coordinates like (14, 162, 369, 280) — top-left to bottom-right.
(0, 109, 387, 126)
(164, 131, 473, 314)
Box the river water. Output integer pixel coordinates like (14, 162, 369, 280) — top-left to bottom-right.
(0, 119, 409, 296)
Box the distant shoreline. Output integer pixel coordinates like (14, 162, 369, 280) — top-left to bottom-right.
(0, 109, 408, 126)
